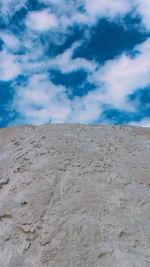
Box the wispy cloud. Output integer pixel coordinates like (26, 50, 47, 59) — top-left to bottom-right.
(129, 117, 150, 127)
(38, 0, 132, 28)
(84, 0, 131, 22)
(0, 49, 21, 81)
(47, 42, 97, 73)
(0, 0, 27, 22)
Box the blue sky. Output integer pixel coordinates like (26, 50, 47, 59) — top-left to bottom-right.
(0, 0, 150, 128)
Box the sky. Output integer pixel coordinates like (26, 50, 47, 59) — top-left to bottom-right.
(0, 0, 150, 128)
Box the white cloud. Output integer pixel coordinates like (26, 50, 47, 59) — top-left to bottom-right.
(26, 9, 58, 31)
(38, 0, 62, 4)
(0, 32, 20, 50)
(38, 0, 132, 29)
(35, 0, 150, 34)
(90, 38, 150, 111)
(136, 0, 150, 31)
(69, 91, 103, 123)
(48, 42, 97, 73)
(0, 0, 27, 23)
(0, 49, 21, 81)
(84, 0, 131, 23)
(17, 41, 97, 75)
(129, 118, 150, 127)
(0, 0, 150, 33)
(12, 72, 103, 125)
(25, 0, 150, 33)
(13, 74, 71, 125)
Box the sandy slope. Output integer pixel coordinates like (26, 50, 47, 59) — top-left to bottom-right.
(0, 124, 150, 267)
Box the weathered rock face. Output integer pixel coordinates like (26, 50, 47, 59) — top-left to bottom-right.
(0, 124, 150, 267)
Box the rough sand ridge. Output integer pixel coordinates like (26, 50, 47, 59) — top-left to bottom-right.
(0, 124, 150, 266)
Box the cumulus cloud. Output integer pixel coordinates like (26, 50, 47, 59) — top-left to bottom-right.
(13, 74, 71, 125)
(69, 90, 103, 123)
(12, 72, 102, 125)
(26, 9, 58, 31)
(0, 32, 20, 51)
(136, 0, 150, 31)
(0, 49, 21, 81)
(89, 38, 150, 111)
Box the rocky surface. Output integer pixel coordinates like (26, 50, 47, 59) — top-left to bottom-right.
(0, 124, 150, 267)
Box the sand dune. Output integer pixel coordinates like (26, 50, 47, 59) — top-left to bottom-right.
(0, 124, 150, 266)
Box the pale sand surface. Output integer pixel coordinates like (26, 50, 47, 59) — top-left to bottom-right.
(0, 124, 150, 266)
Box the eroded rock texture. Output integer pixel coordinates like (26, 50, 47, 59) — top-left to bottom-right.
(0, 124, 150, 267)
